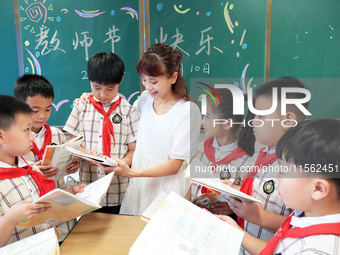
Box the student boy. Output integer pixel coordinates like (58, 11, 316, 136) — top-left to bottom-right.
(0, 95, 85, 245)
(225, 78, 310, 253)
(14, 74, 79, 183)
(218, 119, 340, 254)
(14, 74, 80, 242)
(0, 201, 50, 247)
(64, 52, 139, 214)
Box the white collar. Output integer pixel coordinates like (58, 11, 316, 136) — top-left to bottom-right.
(291, 210, 340, 228)
(212, 137, 238, 153)
(262, 146, 275, 155)
(0, 157, 28, 168)
(32, 124, 46, 137)
(93, 94, 120, 106)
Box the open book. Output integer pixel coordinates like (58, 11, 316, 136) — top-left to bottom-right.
(42, 134, 83, 181)
(131, 192, 244, 255)
(17, 172, 115, 228)
(185, 157, 262, 204)
(0, 228, 59, 255)
(140, 191, 168, 222)
(65, 146, 118, 167)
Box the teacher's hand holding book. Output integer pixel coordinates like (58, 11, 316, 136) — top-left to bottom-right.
(92, 158, 139, 178)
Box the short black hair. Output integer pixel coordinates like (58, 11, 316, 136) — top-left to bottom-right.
(255, 77, 309, 121)
(0, 95, 33, 131)
(14, 74, 54, 101)
(276, 119, 340, 197)
(87, 52, 124, 85)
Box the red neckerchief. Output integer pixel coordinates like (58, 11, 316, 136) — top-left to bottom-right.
(201, 137, 248, 194)
(31, 123, 52, 161)
(0, 157, 55, 196)
(238, 148, 278, 229)
(260, 212, 340, 254)
(89, 96, 121, 156)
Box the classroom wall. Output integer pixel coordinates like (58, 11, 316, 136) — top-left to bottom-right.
(1, 0, 339, 126)
(1, 0, 20, 94)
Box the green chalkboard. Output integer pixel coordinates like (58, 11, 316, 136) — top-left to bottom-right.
(270, 0, 340, 118)
(18, 0, 141, 126)
(0, 0, 19, 93)
(149, 0, 267, 95)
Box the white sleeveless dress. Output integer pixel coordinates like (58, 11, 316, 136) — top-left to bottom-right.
(120, 91, 201, 215)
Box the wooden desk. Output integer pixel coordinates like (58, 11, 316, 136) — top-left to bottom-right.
(60, 213, 147, 254)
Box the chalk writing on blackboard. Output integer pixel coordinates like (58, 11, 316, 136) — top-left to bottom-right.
(156, 26, 224, 57)
(173, 5, 191, 14)
(150, 0, 258, 94)
(73, 31, 93, 60)
(20, 3, 127, 61)
(19, 1, 54, 34)
(120, 7, 139, 20)
(104, 25, 121, 54)
(52, 99, 69, 111)
(25, 48, 41, 75)
(224, 2, 238, 34)
(119, 91, 141, 103)
(231, 29, 247, 58)
(35, 28, 65, 55)
(75, 10, 106, 18)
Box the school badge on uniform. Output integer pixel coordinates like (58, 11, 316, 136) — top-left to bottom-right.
(263, 180, 275, 194)
(112, 114, 122, 124)
(220, 169, 231, 180)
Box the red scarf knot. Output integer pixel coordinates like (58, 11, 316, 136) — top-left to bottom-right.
(0, 158, 55, 197)
(201, 137, 248, 194)
(259, 212, 340, 254)
(31, 123, 52, 161)
(89, 96, 121, 157)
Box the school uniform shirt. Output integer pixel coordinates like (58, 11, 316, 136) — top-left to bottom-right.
(274, 210, 340, 254)
(0, 157, 50, 245)
(240, 147, 291, 255)
(191, 138, 251, 200)
(21, 124, 76, 242)
(24, 125, 66, 163)
(23, 125, 67, 189)
(64, 95, 139, 206)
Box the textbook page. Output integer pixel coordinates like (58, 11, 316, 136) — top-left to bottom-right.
(140, 191, 168, 222)
(76, 171, 115, 204)
(17, 172, 114, 228)
(185, 157, 262, 204)
(130, 192, 244, 255)
(0, 228, 59, 255)
(65, 146, 118, 167)
(42, 134, 83, 181)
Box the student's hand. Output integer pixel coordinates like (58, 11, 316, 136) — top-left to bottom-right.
(80, 149, 98, 166)
(6, 201, 51, 224)
(66, 158, 80, 174)
(74, 93, 92, 106)
(215, 214, 243, 231)
(91, 161, 115, 174)
(225, 195, 263, 225)
(209, 201, 233, 215)
(92, 158, 137, 178)
(36, 161, 59, 178)
(221, 179, 241, 191)
(66, 183, 87, 195)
